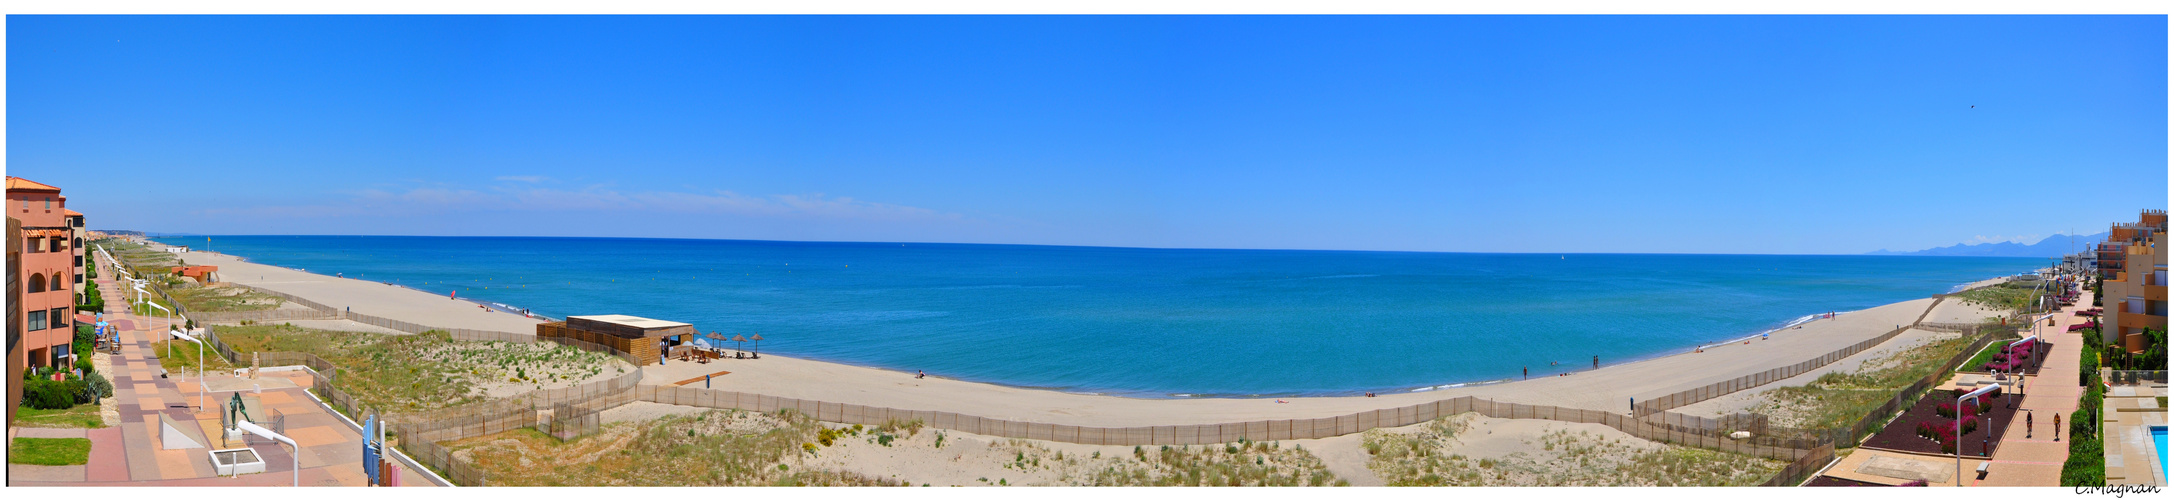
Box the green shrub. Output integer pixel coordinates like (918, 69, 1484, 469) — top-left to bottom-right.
(23, 379, 76, 410)
(84, 372, 113, 401)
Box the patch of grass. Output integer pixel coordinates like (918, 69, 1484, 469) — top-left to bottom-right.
(154, 337, 236, 373)
(13, 405, 106, 429)
(1960, 343, 2008, 373)
(9, 437, 92, 465)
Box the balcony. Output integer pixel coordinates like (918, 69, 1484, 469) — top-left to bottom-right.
(2116, 310, 2164, 329)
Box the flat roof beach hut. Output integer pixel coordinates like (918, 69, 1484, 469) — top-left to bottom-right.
(535, 314, 696, 365)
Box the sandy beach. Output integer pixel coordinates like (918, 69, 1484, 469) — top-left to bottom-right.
(139, 239, 1999, 429)
(154, 244, 545, 333)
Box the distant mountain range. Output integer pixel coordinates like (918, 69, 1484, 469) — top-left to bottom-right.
(1868, 232, 2107, 257)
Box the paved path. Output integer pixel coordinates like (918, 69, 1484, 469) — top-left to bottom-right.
(7, 276, 435, 487)
(1971, 288, 2091, 487)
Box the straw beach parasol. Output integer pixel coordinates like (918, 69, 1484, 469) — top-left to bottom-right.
(731, 334, 747, 354)
(749, 333, 763, 358)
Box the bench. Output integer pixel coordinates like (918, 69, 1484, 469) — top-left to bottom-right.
(1975, 461, 1990, 479)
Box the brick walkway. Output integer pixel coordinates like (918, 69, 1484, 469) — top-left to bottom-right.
(1970, 289, 2091, 486)
(7, 276, 435, 487)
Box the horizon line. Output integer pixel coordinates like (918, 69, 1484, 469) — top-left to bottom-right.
(120, 231, 2071, 259)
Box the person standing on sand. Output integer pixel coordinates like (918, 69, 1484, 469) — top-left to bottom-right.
(1523, 367, 1528, 380)
(1593, 355, 1599, 369)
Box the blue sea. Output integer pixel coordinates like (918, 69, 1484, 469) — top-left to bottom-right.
(153, 236, 2041, 397)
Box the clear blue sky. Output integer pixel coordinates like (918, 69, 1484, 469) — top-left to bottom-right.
(8, 15, 2167, 254)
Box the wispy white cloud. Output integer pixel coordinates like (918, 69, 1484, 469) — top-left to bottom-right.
(495, 175, 547, 183)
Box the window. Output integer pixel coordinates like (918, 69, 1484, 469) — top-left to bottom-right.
(49, 238, 62, 253)
(27, 310, 45, 331)
(25, 237, 38, 253)
(44, 197, 51, 209)
(28, 273, 44, 292)
(50, 308, 68, 329)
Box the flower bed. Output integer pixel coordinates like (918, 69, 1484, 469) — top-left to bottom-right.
(1963, 340, 2051, 375)
(1861, 389, 2020, 456)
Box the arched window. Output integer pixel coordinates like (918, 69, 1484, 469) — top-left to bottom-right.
(29, 273, 44, 293)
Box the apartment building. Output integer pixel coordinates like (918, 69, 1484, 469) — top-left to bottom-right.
(2098, 209, 2169, 352)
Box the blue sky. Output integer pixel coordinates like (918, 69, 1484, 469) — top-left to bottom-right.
(8, 15, 2167, 254)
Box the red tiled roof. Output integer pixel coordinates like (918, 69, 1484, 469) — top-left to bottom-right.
(5, 176, 61, 192)
(63, 209, 83, 216)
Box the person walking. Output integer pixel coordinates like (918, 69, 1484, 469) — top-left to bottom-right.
(1523, 367, 1528, 380)
(2027, 411, 2034, 438)
(2054, 413, 2061, 441)
(1592, 355, 1599, 369)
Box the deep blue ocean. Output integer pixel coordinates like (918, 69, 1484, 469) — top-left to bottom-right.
(153, 236, 2041, 397)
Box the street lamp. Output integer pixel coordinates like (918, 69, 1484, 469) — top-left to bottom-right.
(2008, 334, 2039, 406)
(144, 301, 172, 359)
(170, 329, 206, 412)
(1957, 383, 2001, 486)
(234, 420, 299, 487)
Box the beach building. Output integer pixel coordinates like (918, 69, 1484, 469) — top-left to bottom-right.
(7, 176, 78, 369)
(2098, 209, 2168, 351)
(8, 216, 23, 427)
(537, 314, 694, 365)
(170, 265, 220, 283)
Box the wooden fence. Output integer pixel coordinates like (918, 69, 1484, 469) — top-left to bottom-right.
(1634, 325, 1912, 417)
(633, 387, 1817, 461)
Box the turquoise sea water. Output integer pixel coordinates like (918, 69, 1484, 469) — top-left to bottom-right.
(154, 236, 2041, 397)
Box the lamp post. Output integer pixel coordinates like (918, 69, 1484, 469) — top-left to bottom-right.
(170, 329, 206, 412)
(145, 301, 172, 359)
(1957, 383, 2000, 486)
(2008, 335, 2039, 408)
(235, 420, 298, 487)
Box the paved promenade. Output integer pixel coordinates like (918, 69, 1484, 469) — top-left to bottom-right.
(7, 276, 434, 487)
(1970, 289, 2091, 486)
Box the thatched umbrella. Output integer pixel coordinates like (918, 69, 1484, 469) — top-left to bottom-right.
(749, 333, 764, 358)
(731, 334, 748, 354)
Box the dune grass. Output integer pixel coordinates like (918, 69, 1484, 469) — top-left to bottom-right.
(1954, 283, 2039, 312)
(168, 285, 285, 312)
(444, 409, 899, 486)
(1070, 439, 1344, 486)
(1361, 413, 1781, 486)
(9, 437, 92, 466)
(1755, 331, 1980, 431)
(209, 324, 620, 413)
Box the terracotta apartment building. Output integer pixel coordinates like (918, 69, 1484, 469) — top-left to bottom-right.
(8, 176, 79, 370)
(2097, 209, 2168, 352)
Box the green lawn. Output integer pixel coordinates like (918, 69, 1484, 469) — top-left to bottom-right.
(1961, 343, 2007, 373)
(9, 437, 92, 466)
(13, 405, 105, 429)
